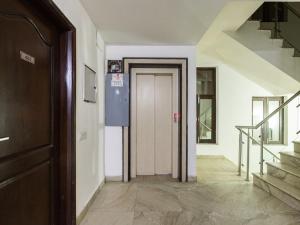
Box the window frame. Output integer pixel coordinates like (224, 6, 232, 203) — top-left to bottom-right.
(252, 96, 284, 145)
(196, 67, 217, 144)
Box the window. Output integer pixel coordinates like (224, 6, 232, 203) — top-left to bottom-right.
(196, 68, 216, 143)
(252, 97, 284, 144)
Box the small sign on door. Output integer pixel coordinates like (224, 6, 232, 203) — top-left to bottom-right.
(111, 73, 124, 87)
(20, 51, 35, 64)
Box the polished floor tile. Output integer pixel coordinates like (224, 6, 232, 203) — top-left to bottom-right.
(89, 182, 137, 212)
(81, 211, 134, 225)
(81, 156, 300, 225)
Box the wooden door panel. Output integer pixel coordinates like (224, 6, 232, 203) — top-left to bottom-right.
(0, 162, 50, 225)
(0, 18, 51, 158)
(0, 1, 76, 224)
(18, 24, 52, 151)
(0, 19, 23, 156)
(0, 2, 56, 225)
(0, 147, 51, 183)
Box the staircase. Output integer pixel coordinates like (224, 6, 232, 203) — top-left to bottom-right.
(260, 21, 300, 57)
(236, 89, 300, 211)
(228, 20, 300, 83)
(253, 141, 300, 210)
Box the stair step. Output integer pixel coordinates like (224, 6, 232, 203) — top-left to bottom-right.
(267, 162, 300, 189)
(282, 39, 293, 48)
(257, 29, 272, 39)
(244, 20, 260, 30)
(294, 50, 300, 57)
(260, 26, 300, 57)
(271, 38, 284, 48)
(293, 141, 300, 153)
(253, 173, 300, 211)
(281, 40, 300, 57)
(280, 152, 300, 168)
(260, 21, 275, 31)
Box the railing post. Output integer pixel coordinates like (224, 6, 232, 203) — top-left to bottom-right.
(260, 126, 264, 176)
(274, 2, 279, 38)
(238, 129, 243, 176)
(246, 129, 250, 181)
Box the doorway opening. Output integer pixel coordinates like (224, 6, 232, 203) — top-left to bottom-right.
(131, 68, 179, 178)
(123, 58, 188, 182)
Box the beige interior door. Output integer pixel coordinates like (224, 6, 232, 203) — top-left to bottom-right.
(136, 75, 155, 175)
(155, 75, 172, 174)
(136, 74, 173, 175)
(132, 68, 179, 178)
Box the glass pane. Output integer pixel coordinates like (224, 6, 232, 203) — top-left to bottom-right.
(253, 100, 264, 141)
(268, 100, 280, 142)
(199, 99, 213, 140)
(197, 69, 214, 95)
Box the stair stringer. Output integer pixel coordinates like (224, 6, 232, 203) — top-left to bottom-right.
(228, 21, 300, 86)
(204, 31, 300, 95)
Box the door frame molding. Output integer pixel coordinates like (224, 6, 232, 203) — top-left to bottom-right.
(15, 1, 77, 224)
(123, 58, 188, 182)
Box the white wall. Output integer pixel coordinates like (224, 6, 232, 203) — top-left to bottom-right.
(197, 53, 299, 173)
(53, 0, 105, 216)
(105, 45, 197, 178)
(104, 127, 123, 177)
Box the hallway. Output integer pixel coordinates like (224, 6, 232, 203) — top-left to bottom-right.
(80, 157, 300, 225)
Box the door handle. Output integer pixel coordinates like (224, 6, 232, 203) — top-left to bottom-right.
(0, 137, 10, 142)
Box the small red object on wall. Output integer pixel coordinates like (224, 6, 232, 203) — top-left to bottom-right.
(173, 112, 181, 123)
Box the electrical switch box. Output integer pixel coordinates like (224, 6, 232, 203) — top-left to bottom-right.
(105, 73, 129, 126)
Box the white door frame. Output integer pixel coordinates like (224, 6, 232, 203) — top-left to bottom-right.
(131, 68, 179, 178)
(123, 58, 188, 182)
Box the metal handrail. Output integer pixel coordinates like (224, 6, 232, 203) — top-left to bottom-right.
(274, 3, 300, 56)
(283, 2, 300, 19)
(236, 90, 300, 180)
(236, 90, 300, 130)
(237, 2, 300, 181)
(200, 121, 212, 131)
(239, 129, 280, 161)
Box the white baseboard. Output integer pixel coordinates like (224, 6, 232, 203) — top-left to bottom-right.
(188, 176, 198, 182)
(105, 176, 123, 182)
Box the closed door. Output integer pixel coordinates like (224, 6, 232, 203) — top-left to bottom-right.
(0, 2, 58, 225)
(136, 75, 173, 175)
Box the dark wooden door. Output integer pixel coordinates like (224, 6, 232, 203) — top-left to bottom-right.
(0, 1, 59, 225)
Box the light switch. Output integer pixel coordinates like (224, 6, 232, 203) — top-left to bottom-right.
(80, 132, 87, 141)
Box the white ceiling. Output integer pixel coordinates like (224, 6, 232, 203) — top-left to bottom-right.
(80, 0, 244, 45)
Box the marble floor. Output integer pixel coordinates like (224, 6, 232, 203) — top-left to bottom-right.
(80, 156, 300, 225)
